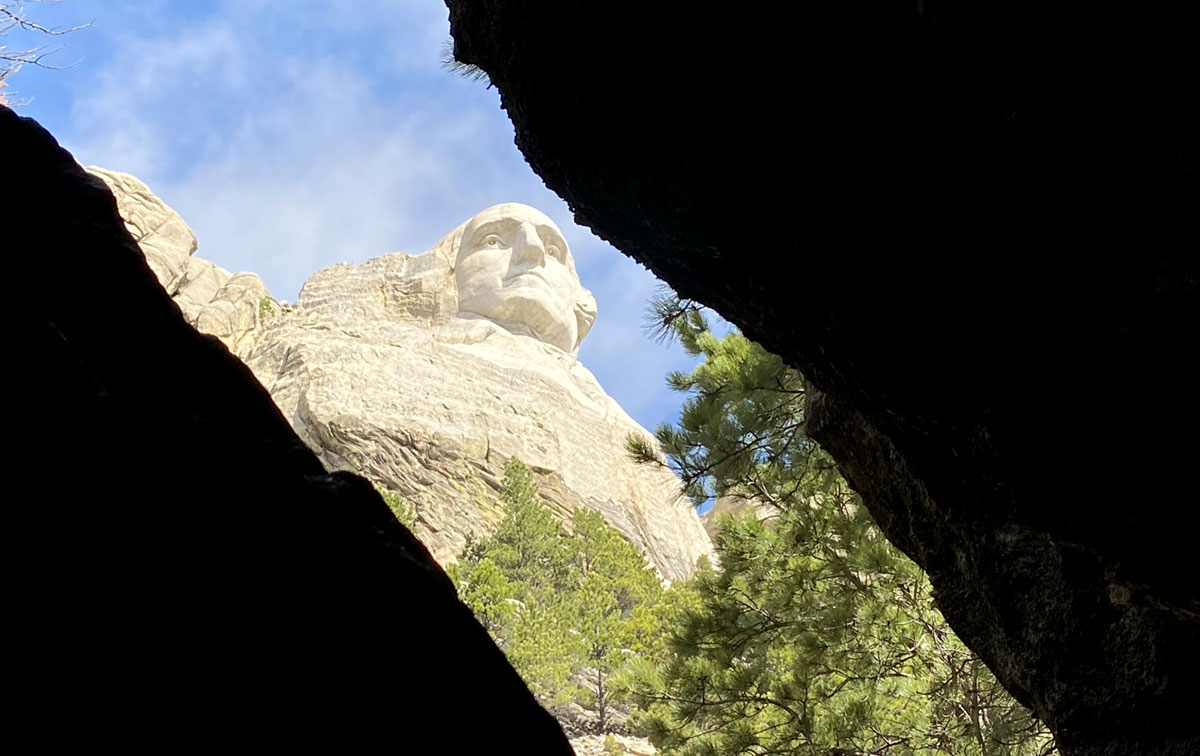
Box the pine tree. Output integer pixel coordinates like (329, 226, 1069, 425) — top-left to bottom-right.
(624, 293, 1057, 755)
(487, 457, 574, 595)
(450, 457, 667, 728)
(372, 482, 417, 530)
(450, 458, 580, 705)
(566, 508, 663, 730)
(451, 553, 516, 636)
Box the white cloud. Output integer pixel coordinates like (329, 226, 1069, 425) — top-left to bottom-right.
(47, 0, 711, 433)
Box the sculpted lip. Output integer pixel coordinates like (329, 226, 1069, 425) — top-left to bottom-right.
(503, 268, 553, 286)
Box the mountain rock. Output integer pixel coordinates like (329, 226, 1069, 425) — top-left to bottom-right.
(90, 167, 279, 360)
(570, 733, 656, 756)
(243, 248, 714, 581)
(91, 171, 714, 582)
(87, 167, 197, 295)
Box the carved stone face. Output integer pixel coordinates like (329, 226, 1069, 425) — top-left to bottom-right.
(456, 203, 596, 353)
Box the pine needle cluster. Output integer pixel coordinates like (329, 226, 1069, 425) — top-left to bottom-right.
(450, 457, 668, 731)
(623, 293, 1056, 755)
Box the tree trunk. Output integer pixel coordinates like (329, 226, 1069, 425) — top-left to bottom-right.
(596, 666, 607, 732)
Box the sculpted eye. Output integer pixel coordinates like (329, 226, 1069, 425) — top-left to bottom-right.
(481, 234, 503, 248)
(546, 245, 562, 260)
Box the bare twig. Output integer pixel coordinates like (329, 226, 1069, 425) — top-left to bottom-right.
(1, 1, 91, 105)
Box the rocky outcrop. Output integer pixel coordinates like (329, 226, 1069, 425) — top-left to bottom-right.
(90, 167, 279, 360)
(5, 106, 571, 752)
(570, 734, 655, 756)
(87, 167, 198, 295)
(444, 4, 1198, 755)
(90, 171, 713, 582)
(240, 248, 714, 581)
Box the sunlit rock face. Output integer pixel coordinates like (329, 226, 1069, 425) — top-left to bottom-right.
(94, 177, 714, 582)
(242, 204, 713, 581)
(89, 167, 278, 360)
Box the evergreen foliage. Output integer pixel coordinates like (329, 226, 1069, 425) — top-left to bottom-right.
(623, 293, 1057, 755)
(450, 457, 665, 728)
(372, 482, 416, 530)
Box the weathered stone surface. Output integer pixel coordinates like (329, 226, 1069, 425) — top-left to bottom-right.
(445, 4, 1198, 755)
(189, 272, 276, 359)
(90, 180, 714, 581)
(88, 166, 197, 295)
(177, 254, 233, 305)
(6, 106, 572, 753)
(92, 176, 713, 580)
(570, 733, 655, 756)
(235, 210, 713, 581)
(89, 167, 278, 360)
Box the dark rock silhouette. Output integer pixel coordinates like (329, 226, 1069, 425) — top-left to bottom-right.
(4, 105, 571, 752)
(445, 3, 1198, 754)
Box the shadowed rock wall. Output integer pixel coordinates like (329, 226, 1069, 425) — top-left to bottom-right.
(5, 105, 572, 752)
(444, 3, 1198, 754)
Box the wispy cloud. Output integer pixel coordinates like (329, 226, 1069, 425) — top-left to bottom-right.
(26, 0, 720, 434)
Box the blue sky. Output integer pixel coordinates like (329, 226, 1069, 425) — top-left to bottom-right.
(8, 0, 724, 437)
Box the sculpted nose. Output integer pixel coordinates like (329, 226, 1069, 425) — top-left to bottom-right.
(513, 223, 546, 266)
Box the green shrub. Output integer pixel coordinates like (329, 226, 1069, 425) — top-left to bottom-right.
(372, 482, 416, 529)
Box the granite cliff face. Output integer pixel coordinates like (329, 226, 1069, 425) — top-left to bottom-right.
(91, 167, 714, 583)
(91, 167, 278, 360)
(246, 254, 714, 581)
